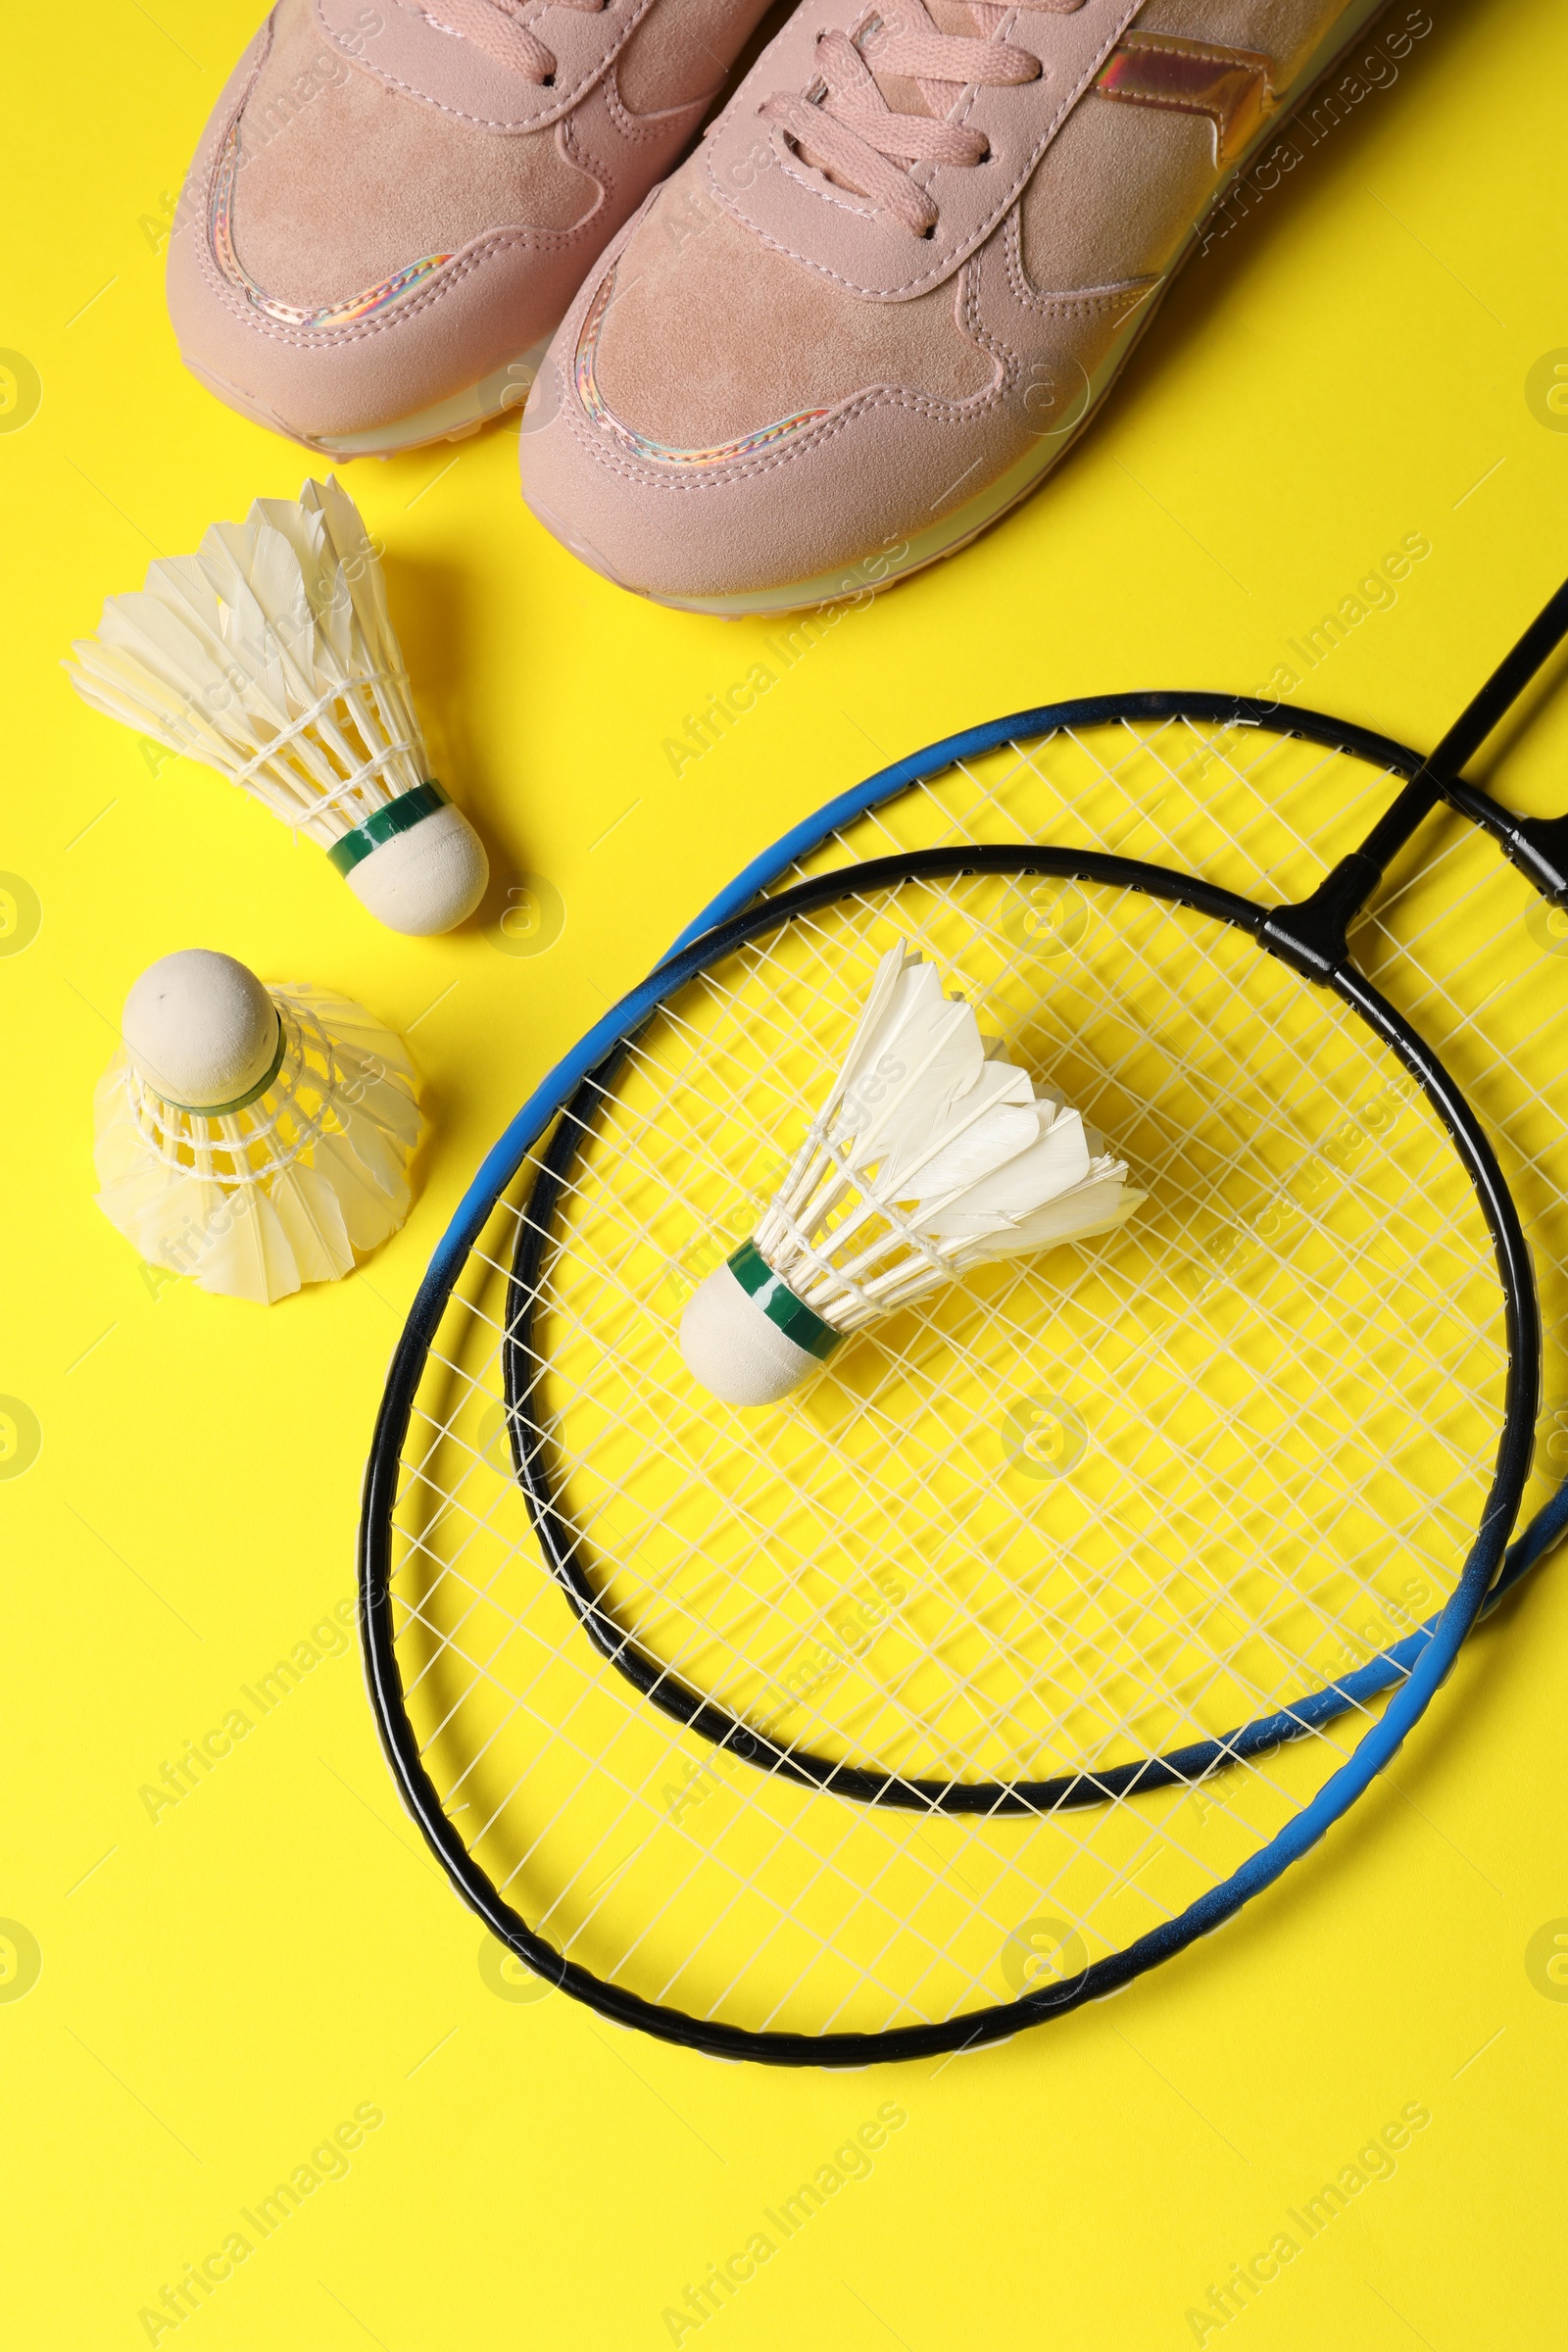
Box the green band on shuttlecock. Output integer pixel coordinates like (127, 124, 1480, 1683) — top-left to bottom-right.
(327, 779, 450, 876)
(726, 1240, 842, 1360)
(159, 1009, 286, 1117)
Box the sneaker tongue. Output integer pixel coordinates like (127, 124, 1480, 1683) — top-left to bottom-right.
(927, 0, 996, 39)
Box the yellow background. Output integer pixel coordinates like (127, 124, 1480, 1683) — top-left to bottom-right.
(4, 0, 1567, 2343)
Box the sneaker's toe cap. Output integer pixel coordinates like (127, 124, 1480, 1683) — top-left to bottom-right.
(167, 4, 607, 451)
(518, 174, 1029, 609)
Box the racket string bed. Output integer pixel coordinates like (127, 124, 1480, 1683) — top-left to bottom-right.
(515, 1157, 1455, 1783)
(827, 749, 1568, 1533)
(392, 1430, 1325, 2041)
(456, 1002, 1486, 1702)
(397, 1350, 1416, 1812)
(526, 973, 1476, 1768)
(523, 1058, 1476, 1684)
(392, 1213, 1372, 1796)
(512, 885, 1495, 1756)
(390, 1477, 1068, 2030)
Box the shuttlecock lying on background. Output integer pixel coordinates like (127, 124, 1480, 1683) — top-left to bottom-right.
(680, 946, 1144, 1406)
(64, 477, 487, 937)
(95, 949, 423, 1303)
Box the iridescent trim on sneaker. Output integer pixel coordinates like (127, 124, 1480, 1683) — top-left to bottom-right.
(1096, 36, 1274, 168)
(572, 269, 830, 466)
(210, 122, 455, 330)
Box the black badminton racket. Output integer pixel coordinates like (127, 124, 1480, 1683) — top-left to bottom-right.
(361, 576, 1568, 2062)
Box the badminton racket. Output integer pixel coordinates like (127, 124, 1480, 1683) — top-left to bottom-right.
(361, 578, 1568, 2061)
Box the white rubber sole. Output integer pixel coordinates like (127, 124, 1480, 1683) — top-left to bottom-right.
(313, 337, 553, 460)
(189, 335, 554, 461)
(636, 0, 1403, 616)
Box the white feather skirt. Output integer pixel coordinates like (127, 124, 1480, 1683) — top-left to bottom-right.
(93, 984, 423, 1303)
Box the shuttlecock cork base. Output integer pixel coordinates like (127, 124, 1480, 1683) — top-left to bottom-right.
(678, 946, 1143, 1406)
(327, 783, 489, 938)
(680, 1240, 844, 1407)
(122, 949, 282, 1111)
(96, 949, 423, 1303)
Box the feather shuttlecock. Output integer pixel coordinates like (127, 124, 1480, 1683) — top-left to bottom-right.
(64, 477, 487, 936)
(679, 946, 1144, 1405)
(95, 949, 423, 1304)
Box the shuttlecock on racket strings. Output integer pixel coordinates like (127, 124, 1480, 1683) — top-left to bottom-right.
(95, 949, 423, 1303)
(64, 477, 487, 935)
(679, 946, 1144, 1405)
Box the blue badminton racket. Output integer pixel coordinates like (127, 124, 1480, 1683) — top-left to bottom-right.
(361, 578, 1568, 2061)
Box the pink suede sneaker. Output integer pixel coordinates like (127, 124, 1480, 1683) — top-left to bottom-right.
(520, 0, 1417, 611)
(168, 0, 775, 458)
